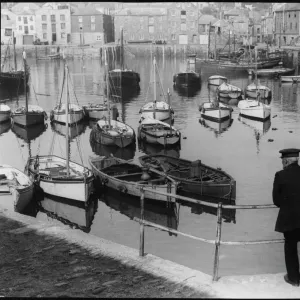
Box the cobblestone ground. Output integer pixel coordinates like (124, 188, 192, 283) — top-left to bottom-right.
(0, 215, 213, 298)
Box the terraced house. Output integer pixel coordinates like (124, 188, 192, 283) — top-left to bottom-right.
(274, 3, 300, 46)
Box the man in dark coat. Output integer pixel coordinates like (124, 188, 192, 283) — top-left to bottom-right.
(273, 148, 300, 287)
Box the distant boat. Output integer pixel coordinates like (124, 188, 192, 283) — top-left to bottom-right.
(208, 75, 227, 86)
(138, 117, 181, 146)
(0, 119, 12, 136)
(280, 75, 300, 83)
(217, 82, 242, 99)
(139, 154, 236, 201)
(0, 104, 11, 123)
(139, 56, 174, 123)
(89, 155, 177, 202)
(0, 164, 34, 213)
(11, 51, 47, 127)
(199, 102, 233, 122)
(82, 103, 119, 121)
(37, 53, 60, 60)
(248, 67, 295, 78)
(109, 28, 140, 88)
(245, 82, 271, 99)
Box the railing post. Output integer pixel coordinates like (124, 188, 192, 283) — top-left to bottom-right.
(139, 188, 145, 257)
(213, 202, 223, 282)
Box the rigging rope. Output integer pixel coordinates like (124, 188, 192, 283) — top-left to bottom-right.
(155, 62, 167, 102)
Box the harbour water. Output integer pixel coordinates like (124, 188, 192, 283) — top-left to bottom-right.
(0, 55, 299, 277)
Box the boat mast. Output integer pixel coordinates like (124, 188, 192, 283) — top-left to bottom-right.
(255, 46, 259, 105)
(207, 22, 211, 60)
(105, 48, 111, 128)
(120, 27, 124, 70)
(65, 64, 70, 177)
(23, 50, 28, 112)
(153, 56, 157, 119)
(13, 31, 17, 71)
(228, 30, 231, 58)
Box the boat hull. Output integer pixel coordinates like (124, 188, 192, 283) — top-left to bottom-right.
(109, 70, 140, 87)
(173, 73, 201, 87)
(280, 75, 300, 83)
(200, 108, 232, 122)
(245, 89, 271, 99)
(140, 110, 173, 122)
(11, 112, 45, 127)
(89, 158, 176, 202)
(208, 77, 227, 86)
(0, 111, 11, 123)
(138, 127, 181, 146)
(51, 111, 84, 125)
(26, 155, 94, 202)
(83, 106, 118, 120)
(0, 70, 29, 88)
(14, 184, 34, 213)
(238, 100, 271, 121)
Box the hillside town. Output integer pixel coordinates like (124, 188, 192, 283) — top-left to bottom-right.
(1, 2, 300, 48)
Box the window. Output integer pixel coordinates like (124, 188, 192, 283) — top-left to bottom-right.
(52, 24, 56, 32)
(96, 35, 102, 41)
(30, 25, 34, 30)
(91, 16, 95, 23)
(18, 16, 21, 21)
(181, 23, 186, 31)
(149, 25, 154, 33)
(61, 23, 65, 29)
(199, 24, 205, 32)
(43, 33, 47, 39)
(61, 32, 65, 38)
(181, 11, 186, 19)
(139, 34, 144, 40)
(257, 28, 260, 34)
(295, 14, 297, 18)
(78, 16, 83, 23)
(171, 10, 176, 16)
(19, 25, 22, 30)
(130, 34, 134, 40)
(171, 34, 176, 40)
(42, 24, 47, 30)
(149, 16, 154, 24)
(60, 14, 65, 21)
(24, 26, 28, 34)
(42, 15, 47, 21)
(5, 28, 12, 36)
(58, 5, 68, 9)
(51, 15, 55, 22)
(30, 16, 33, 21)
(91, 23, 95, 31)
(24, 17, 28, 24)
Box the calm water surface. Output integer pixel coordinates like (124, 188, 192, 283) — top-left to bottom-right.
(1, 54, 299, 277)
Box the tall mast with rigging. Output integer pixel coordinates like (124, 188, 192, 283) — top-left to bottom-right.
(65, 64, 70, 177)
(13, 31, 17, 71)
(105, 49, 111, 128)
(23, 50, 28, 112)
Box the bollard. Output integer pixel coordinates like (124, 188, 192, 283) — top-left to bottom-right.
(213, 202, 223, 282)
(139, 188, 145, 257)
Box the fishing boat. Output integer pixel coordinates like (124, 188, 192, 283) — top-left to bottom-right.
(248, 67, 295, 78)
(139, 56, 174, 123)
(138, 116, 181, 146)
(109, 28, 140, 88)
(82, 103, 119, 121)
(208, 75, 227, 86)
(0, 33, 29, 88)
(280, 75, 300, 83)
(26, 63, 94, 202)
(11, 51, 47, 127)
(199, 101, 233, 122)
(37, 53, 60, 60)
(216, 82, 242, 99)
(139, 154, 236, 201)
(238, 47, 271, 121)
(0, 164, 34, 213)
(38, 194, 98, 233)
(90, 49, 136, 149)
(245, 82, 271, 99)
(0, 104, 11, 123)
(89, 155, 178, 202)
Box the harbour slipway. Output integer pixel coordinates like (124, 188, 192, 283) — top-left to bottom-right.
(0, 206, 299, 298)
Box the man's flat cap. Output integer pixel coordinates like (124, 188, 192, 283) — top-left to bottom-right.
(279, 148, 300, 158)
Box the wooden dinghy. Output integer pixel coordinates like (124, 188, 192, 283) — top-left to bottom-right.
(138, 117, 181, 146)
(245, 82, 271, 99)
(208, 75, 227, 86)
(0, 164, 34, 213)
(216, 82, 242, 99)
(139, 154, 236, 201)
(89, 156, 178, 202)
(199, 102, 232, 122)
(173, 71, 201, 87)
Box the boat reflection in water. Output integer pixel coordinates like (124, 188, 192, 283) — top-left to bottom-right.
(51, 120, 87, 141)
(199, 117, 233, 137)
(138, 140, 180, 158)
(37, 193, 98, 233)
(11, 122, 47, 142)
(0, 119, 12, 136)
(90, 134, 136, 160)
(178, 192, 236, 224)
(100, 188, 179, 233)
(173, 84, 201, 98)
(238, 115, 271, 153)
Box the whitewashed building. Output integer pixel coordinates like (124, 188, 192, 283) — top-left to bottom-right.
(15, 8, 37, 45)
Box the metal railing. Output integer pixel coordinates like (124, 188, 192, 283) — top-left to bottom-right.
(136, 188, 283, 282)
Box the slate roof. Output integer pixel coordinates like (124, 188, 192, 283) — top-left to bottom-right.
(198, 14, 218, 25)
(114, 7, 167, 16)
(71, 6, 104, 16)
(275, 3, 300, 12)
